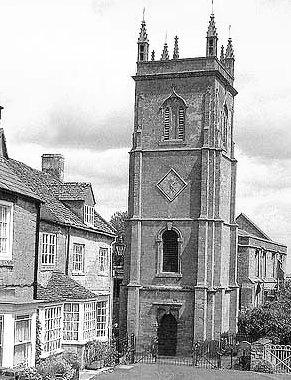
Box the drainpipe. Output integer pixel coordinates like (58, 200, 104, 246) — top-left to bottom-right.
(65, 226, 71, 275)
(33, 203, 41, 299)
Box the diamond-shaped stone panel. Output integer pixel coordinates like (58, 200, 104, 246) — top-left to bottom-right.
(156, 169, 187, 202)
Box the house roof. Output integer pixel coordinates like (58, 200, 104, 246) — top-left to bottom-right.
(3, 158, 115, 236)
(94, 210, 117, 235)
(37, 271, 97, 302)
(0, 157, 41, 202)
(236, 213, 271, 240)
(50, 182, 95, 202)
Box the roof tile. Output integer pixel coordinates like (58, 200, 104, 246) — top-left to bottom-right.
(37, 271, 97, 301)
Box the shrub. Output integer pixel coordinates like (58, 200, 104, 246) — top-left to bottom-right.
(16, 367, 42, 380)
(84, 340, 118, 368)
(252, 359, 274, 374)
(37, 355, 74, 380)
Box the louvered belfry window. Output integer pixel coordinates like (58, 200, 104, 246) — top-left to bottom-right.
(162, 91, 186, 141)
(162, 230, 179, 272)
(178, 106, 185, 139)
(164, 107, 170, 140)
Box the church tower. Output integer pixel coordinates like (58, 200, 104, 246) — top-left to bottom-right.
(121, 12, 238, 355)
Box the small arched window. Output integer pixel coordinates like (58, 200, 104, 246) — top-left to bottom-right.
(161, 90, 186, 141)
(222, 105, 228, 149)
(164, 107, 170, 140)
(162, 230, 179, 272)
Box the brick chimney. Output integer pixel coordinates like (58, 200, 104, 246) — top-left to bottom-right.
(41, 154, 64, 181)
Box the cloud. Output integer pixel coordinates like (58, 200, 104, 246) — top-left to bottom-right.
(236, 123, 291, 161)
(15, 106, 132, 151)
(236, 150, 291, 269)
(91, 0, 116, 16)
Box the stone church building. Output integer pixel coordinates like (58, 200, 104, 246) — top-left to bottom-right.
(121, 12, 239, 356)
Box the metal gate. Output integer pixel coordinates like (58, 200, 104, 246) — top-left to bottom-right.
(263, 344, 291, 373)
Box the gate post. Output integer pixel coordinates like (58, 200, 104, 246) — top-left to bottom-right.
(130, 333, 136, 364)
(217, 352, 222, 369)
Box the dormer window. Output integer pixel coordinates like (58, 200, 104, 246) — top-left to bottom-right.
(84, 205, 94, 226)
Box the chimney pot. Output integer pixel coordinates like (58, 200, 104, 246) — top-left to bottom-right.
(41, 154, 64, 181)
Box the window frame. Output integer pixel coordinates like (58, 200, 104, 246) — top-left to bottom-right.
(162, 230, 179, 273)
(156, 226, 182, 277)
(98, 247, 109, 274)
(84, 205, 94, 226)
(0, 315, 3, 366)
(83, 301, 108, 341)
(161, 91, 187, 142)
(0, 201, 13, 260)
(41, 233, 57, 266)
(63, 303, 80, 341)
(13, 314, 32, 367)
(44, 305, 62, 354)
(272, 253, 276, 278)
(72, 243, 85, 274)
(255, 249, 261, 277)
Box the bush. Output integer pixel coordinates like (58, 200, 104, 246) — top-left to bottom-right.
(37, 355, 75, 380)
(17, 367, 42, 380)
(84, 341, 118, 368)
(252, 359, 274, 374)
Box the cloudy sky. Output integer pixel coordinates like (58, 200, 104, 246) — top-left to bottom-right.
(1, 0, 290, 269)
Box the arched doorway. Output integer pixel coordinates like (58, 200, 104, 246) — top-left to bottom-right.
(157, 313, 177, 356)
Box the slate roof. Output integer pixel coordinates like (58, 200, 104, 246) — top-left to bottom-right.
(0, 157, 41, 202)
(50, 182, 94, 201)
(236, 213, 271, 240)
(94, 210, 116, 235)
(37, 271, 97, 302)
(3, 158, 115, 236)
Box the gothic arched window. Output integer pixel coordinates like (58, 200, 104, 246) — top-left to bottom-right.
(161, 90, 186, 141)
(222, 105, 228, 149)
(162, 230, 179, 272)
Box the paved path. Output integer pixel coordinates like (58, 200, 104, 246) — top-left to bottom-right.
(93, 363, 291, 380)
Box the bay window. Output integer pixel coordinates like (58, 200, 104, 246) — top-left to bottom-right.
(14, 315, 32, 367)
(44, 306, 62, 354)
(63, 303, 79, 341)
(84, 301, 107, 340)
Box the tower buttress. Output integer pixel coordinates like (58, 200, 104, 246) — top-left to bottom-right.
(225, 38, 235, 76)
(206, 14, 218, 57)
(137, 16, 149, 62)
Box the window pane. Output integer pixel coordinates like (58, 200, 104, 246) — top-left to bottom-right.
(0, 316, 3, 366)
(162, 230, 179, 272)
(41, 233, 56, 265)
(73, 244, 84, 272)
(44, 306, 61, 353)
(14, 315, 32, 367)
(0, 205, 11, 258)
(99, 248, 108, 273)
(63, 303, 79, 341)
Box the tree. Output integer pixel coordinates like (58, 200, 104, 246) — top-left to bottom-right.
(238, 280, 291, 344)
(110, 211, 128, 241)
